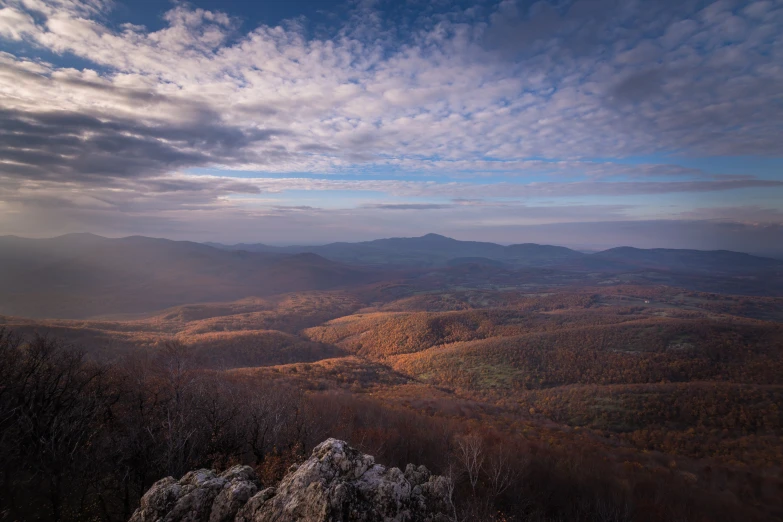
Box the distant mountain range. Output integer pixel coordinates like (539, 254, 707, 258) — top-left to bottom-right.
(206, 233, 586, 267)
(1, 233, 781, 319)
(208, 233, 783, 274)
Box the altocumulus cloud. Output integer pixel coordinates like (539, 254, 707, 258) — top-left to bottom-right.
(0, 0, 781, 244)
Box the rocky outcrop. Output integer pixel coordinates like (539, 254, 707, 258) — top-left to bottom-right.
(130, 438, 451, 522)
(129, 465, 260, 522)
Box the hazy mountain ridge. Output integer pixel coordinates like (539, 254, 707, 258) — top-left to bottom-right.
(590, 246, 783, 273)
(0, 235, 380, 318)
(208, 233, 585, 266)
(209, 232, 783, 272)
(2, 233, 782, 319)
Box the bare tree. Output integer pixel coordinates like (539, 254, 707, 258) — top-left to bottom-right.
(455, 433, 485, 497)
(192, 375, 244, 469)
(155, 341, 199, 476)
(443, 460, 462, 522)
(0, 333, 114, 521)
(486, 443, 522, 501)
(244, 382, 289, 464)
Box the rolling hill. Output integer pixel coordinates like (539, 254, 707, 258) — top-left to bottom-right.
(4, 278, 783, 520)
(0, 291, 360, 364)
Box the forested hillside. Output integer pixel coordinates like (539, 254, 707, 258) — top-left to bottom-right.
(2, 283, 782, 521)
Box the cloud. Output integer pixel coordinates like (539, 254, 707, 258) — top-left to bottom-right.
(0, 104, 284, 181)
(222, 176, 783, 198)
(2, 172, 779, 221)
(0, 6, 36, 40)
(675, 205, 783, 225)
(611, 68, 666, 102)
(4, 177, 780, 255)
(0, 0, 780, 175)
(0, 0, 781, 243)
(363, 203, 453, 210)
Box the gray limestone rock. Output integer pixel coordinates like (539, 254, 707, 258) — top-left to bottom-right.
(130, 439, 450, 522)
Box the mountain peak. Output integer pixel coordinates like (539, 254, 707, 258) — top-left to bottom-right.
(51, 232, 107, 241)
(419, 233, 454, 241)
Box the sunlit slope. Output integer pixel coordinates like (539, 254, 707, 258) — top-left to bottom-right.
(386, 317, 783, 393)
(0, 291, 360, 365)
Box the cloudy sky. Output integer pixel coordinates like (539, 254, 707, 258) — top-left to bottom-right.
(0, 0, 781, 251)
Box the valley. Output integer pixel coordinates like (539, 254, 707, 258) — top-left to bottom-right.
(5, 286, 783, 460)
(2, 234, 782, 521)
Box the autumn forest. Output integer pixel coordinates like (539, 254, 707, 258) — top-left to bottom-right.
(1, 234, 782, 521)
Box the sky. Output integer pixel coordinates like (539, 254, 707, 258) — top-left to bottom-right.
(0, 0, 781, 252)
